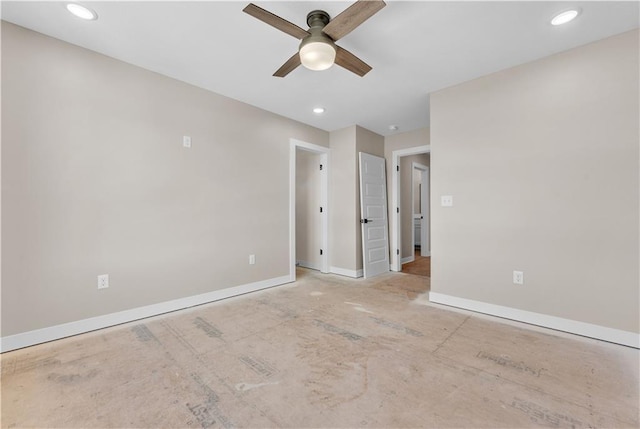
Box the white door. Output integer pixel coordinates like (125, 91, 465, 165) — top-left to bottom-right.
(359, 152, 390, 278)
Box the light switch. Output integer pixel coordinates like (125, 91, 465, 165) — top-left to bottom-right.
(183, 136, 192, 148)
(441, 195, 453, 207)
(513, 271, 524, 285)
(97, 274, 109, 289)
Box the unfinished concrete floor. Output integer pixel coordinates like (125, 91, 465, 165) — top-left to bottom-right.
(2, 268, 638, 428)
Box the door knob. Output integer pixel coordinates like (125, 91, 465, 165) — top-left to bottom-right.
(360, 219, 369, 224)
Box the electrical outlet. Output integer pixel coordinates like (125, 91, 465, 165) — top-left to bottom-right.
(249, 254, 255, 265)
(183, 136, 191, 148)
(513, 270, 524, 285)
(441, 195, 453, 207)
(97, 274, 109, 289)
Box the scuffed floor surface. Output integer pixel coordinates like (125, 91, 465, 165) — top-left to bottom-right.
(1, 268, 638, 428)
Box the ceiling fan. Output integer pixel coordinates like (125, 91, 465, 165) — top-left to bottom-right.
(243, 0, 386, 77)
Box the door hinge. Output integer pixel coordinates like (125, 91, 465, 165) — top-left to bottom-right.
(320, 249, 323, 255)
(320, 207, 323, 213)
(397, 249, 400, 255)
(397, 207, 400, 213)
(320, 164, 323, 171)
(396, 165, 399, 172)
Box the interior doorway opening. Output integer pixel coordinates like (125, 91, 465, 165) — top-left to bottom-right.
(400, 161, 431, 278)
(289, 139, 330, 281)
(390, 145, 430, 275)
(296, 149, 322, 271)
(412, 162, 430, 258)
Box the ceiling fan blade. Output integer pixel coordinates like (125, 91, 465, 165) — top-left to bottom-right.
(322, 0, 386, 42)
(273, 52, 302, 77)
(334, 46, 372, 77)
(243, 3, 309, 40)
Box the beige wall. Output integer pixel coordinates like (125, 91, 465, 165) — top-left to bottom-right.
(430, 30, 639, 333)
(385, 128, 430, 156)
(295, 149, 321, 269)
(329, 125, 384, 275)
(1, 22, 329, 337)
(329, 126, 357, 272)
(400, 154, 430, 259)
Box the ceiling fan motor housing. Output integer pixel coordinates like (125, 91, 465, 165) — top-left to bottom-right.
(306, 10, 330, 28)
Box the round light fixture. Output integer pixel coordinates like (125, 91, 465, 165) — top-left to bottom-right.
(313, 107, 325, 114)
(389, 125, 399, 131)
(551, 9, 579, 26)
(300, 41, 336, 71)
(66, 3, 98, 20)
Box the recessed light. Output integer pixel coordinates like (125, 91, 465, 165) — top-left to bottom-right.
(66, 3, 98, 20)
(313, 107, 325, 114)
(389, 125, 399, 131)
(551, 9, 579, 26)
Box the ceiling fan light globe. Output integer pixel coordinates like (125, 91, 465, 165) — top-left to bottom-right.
(300, 41, 336, 71)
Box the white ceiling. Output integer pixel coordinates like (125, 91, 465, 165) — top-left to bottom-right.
(2, 1, 638, 136)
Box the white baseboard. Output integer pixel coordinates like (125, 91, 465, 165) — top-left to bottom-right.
(330, 266, 363, 278)
(0, 275, 291, 353)
(297, 260, 321, 271)
(401, 256, 415, 265)
(429, 292, 639, 349)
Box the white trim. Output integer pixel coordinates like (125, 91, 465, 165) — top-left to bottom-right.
(297, 260, 321, 271)
(390, 145, 430, 272)
(411, 162, 429, 254)
(429, 292, 640, 349)
(0, 275, 291, 353)
(290, 139, 330, 282)
(401, 256, 415, 264)
(412, 162, 430, 257)
(330, 266, 363, 278)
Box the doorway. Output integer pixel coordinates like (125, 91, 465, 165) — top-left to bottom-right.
(403, 159, 431, 278)
(412, 162, 430, 258)
(390, 145, 430, 273)
(296, 149, 322, 271)
(289, 139, 330, 281)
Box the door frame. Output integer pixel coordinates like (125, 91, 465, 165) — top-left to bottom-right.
(289, 139, 330, 281)
(412, 162, 430, 257)
(390, 145, 430, 272)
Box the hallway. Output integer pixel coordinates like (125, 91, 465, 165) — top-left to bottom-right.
(402, 249, 430, 278)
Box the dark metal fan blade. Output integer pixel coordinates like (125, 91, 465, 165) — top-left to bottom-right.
(322, 0, 386, 42)
(273, 52, 302, 77)
(334, 45, 372, 77)
(243, 3, 309, 40)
